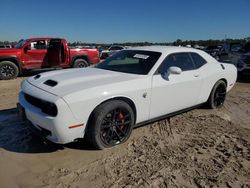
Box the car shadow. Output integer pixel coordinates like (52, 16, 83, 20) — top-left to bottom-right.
(0, 108, 94, 153)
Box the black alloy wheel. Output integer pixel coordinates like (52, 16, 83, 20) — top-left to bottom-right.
(100, 108, 132, 146)
(207, 80, 227, 109)
(87, 100, 134, 149)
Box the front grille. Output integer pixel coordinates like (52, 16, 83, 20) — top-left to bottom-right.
(24, 94, 58, 117)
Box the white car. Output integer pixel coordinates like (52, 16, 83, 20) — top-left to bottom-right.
(100, 45, 126, 59)
(18, 46, 237, 149)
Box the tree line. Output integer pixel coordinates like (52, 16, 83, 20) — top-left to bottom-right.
(1, 37, 249, 48)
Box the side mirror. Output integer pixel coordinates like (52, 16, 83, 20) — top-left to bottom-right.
(24, 46, 31, 52)
(168, 66, 182, 75)
(162, 66, 182, 80)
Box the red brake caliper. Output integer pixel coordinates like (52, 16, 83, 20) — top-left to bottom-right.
(118, 113, 125, 129)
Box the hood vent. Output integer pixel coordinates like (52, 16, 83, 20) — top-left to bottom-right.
(34, 74, 41, 79)
(44, 80, 58, 87)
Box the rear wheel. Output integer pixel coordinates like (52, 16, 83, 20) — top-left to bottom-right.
(87, 100, 134, 149)
(0, 61, 19, 80)
(72, 59, 89, 68)
(207, 80, 227, 109)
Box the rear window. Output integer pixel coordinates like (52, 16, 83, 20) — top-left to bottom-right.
(190, 53, 207, 68)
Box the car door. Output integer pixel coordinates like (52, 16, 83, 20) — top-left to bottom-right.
(22, 39, 48, 68)
(149, 52, 203, 119)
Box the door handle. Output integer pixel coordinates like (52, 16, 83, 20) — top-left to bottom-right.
(194, 74, 200, 77)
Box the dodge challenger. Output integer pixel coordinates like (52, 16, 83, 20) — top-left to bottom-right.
(18, 46, 237, 149)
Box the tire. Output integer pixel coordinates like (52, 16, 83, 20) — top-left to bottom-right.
(0, 61, 19, 80)
(72, 59, 89, 68)
(86, 100, 135, 149)
(207, 80, 227, 109)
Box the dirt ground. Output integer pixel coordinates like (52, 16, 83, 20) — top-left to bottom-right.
(0, 75, 250, 188)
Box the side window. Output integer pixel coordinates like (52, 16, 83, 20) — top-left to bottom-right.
(30, 40, 47, 50)
(190, 53, 207, 69)
(158, 53, 195, 74)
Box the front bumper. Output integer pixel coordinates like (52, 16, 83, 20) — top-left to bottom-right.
(18, 81, 86, 144)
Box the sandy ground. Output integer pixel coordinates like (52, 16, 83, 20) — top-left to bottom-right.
(0, 74, 250, 188)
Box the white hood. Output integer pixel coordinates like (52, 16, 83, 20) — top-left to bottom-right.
(27, 68, 140, 97)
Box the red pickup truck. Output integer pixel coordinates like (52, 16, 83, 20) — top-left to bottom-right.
(0, 38, 100, 80)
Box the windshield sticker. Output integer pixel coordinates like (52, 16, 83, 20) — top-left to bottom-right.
(133, 54, 149, 59)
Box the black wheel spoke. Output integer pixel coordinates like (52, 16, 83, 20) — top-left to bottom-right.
(105, 129, 113, 143)
(101, 123, 112, 128)
(111, 109, 120, 121)
(116, 120, 131, 126)
(115, 125, 126, 136)
(114, 130, 122, 142)
(103, 117, 113, 124)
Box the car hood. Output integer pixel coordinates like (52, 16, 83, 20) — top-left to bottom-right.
(0, 48, 21, 56)
(27, 68, 141, 97)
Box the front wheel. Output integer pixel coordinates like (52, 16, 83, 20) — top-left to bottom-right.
(207, 80, 227, 109)
(87, 100, 135, 149)
(0, 61, 19, 80)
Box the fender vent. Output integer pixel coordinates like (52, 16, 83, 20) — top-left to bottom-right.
(44, 80, 58, 87)
(220, 64, 225, 70)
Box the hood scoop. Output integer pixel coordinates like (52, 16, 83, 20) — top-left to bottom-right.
(34, 74, 41, 79)
(44, 80, 58, 87)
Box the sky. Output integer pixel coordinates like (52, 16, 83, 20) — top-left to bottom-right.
(0, 0, 250, 43)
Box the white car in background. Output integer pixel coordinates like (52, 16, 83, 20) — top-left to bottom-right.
(18, 46, 237, 149)
(100, 45, 126, 59)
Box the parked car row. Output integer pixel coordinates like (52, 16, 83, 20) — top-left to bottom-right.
(203, 42, 250, 76)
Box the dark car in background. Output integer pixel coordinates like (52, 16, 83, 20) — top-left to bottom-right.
(204, 45, 223, 60)
(219, 42, 250, 76)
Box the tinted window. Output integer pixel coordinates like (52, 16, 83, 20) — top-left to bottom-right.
(30, 40, 47, 50)
(15, 39, 29, 49)
(96, 50, 161, 75)
(190, 53, 207, 68)
(158, 53, 195, 74)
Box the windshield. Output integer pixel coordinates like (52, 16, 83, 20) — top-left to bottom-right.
(15, 39, 29, 49)
(96, 50, 161, 75)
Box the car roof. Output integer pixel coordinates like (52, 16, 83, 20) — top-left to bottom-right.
(27, 37, 65, 41)
(129, 45, 205, 55)
(127, 45, 218, 75)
